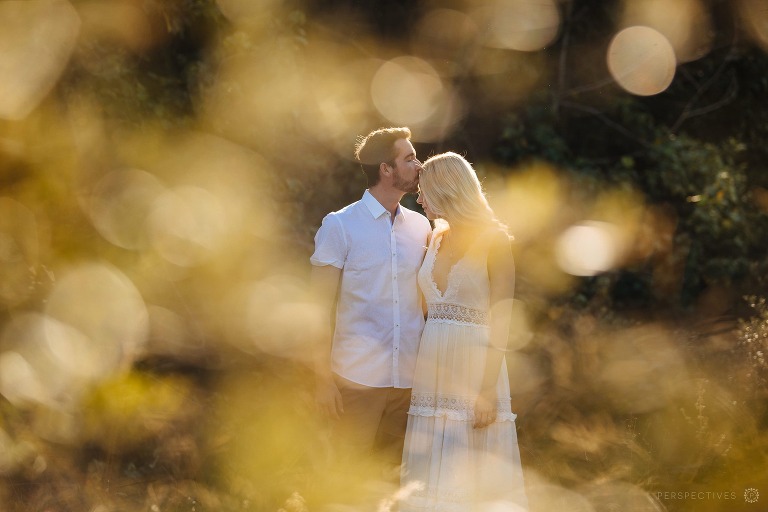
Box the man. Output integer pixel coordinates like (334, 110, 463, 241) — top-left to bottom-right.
(310, 127, 431, 481)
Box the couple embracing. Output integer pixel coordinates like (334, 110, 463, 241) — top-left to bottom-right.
(311, 127, 527, 511)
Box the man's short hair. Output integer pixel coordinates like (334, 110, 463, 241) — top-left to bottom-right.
(354, 127, 412, 187)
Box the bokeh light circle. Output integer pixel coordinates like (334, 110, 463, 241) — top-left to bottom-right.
(45, 262, 149, 374)
(300, 55, 376, 152)
(77, 0, 160, 53)
(371, 56, 444, 125)
(0, 345, 51, 406)
(620, 0, 713, 63)
(243, 275, 321, 362)
(556, 221, 620, 276)
(738, 0, 768, 52)
(607, 26, 676, 96)
(484, 0, 561, 52)
(87, 168, 166, 250)
(0, 0, 81, 120)
(0, 313, 110, 407)
(148, 186, 228, 267)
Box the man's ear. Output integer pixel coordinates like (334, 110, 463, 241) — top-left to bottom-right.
(379, 162, 391, 177)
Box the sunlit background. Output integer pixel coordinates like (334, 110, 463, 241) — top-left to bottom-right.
(1, 0, 768, 511)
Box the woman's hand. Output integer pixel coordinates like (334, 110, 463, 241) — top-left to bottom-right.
(473, 388, 498, 429)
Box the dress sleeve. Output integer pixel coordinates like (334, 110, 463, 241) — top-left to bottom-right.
(310, 214, 347, 268)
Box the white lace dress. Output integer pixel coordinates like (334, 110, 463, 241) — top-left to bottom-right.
(400, 229, 527, 512)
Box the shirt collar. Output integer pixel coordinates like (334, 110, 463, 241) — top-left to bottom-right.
(362, 190, 402, 219)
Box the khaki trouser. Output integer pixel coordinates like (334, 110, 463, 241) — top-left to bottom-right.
(332, 374, 412, 479)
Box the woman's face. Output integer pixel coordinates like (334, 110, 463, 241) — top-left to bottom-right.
(416, 189, 437, 220)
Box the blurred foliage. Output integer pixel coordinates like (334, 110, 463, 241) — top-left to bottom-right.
(496, 97, 768, 310)
(736, 296, 768, 392)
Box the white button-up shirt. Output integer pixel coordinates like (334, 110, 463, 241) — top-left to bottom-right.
(311, 190, 431, 388)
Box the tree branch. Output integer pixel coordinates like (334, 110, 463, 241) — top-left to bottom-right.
(553, 0, 574, 117)
(671, 25, 741, 132)
(673, 74, 739, 130)
(560, 100, 655, 149)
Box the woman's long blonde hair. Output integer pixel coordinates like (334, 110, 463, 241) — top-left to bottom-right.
(420, 152, 507, 234)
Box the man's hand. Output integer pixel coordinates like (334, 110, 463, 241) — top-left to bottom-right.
(473, 388, 497, 429)
(316, 377, 344, 420)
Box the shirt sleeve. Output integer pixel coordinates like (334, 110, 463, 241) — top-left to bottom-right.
(310, 213, 347, 268)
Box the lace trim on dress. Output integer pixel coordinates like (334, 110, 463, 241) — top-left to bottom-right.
(427, 302, 489, 326)
(408, 393, 517, 422)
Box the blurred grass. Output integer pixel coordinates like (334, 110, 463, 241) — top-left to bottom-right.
(2, 297, 767, 511)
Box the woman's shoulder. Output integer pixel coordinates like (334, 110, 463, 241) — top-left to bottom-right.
(479, 227, 512, 266)
(480, 226, 512, 247)
(432, 220, 450, 237)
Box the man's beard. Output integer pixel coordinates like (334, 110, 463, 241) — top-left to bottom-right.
(393, 170, 419, 194)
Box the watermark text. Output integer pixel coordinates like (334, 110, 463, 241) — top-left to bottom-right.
(656, 491, 737, 501)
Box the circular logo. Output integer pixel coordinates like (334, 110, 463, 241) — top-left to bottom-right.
(744, 488, 759, 503)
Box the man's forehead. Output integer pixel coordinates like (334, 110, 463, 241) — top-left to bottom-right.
(394, 138, 415, 156)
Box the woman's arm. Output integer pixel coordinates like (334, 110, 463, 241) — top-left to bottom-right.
(473, 230, 515, 429)
(421, 230, 433, 317)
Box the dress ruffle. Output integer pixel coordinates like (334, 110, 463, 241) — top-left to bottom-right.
(408, 392, 517, 422)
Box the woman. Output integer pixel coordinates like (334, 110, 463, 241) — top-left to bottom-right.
(401, 152, 527, 511)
